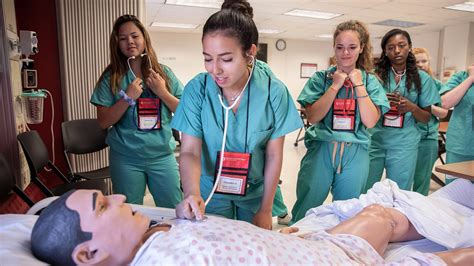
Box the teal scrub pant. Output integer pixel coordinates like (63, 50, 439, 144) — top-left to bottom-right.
(272, 185, 289, 217)
(200, 176, 284, 223)
(445, 151, 474, 184)
(413, 139, 438, 195)
(365, 146, 418, 192)
(291, 141, 369, 223)
(110, 150, 183, 207)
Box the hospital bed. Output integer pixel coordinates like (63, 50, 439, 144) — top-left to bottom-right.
(0, 179, 472, 265)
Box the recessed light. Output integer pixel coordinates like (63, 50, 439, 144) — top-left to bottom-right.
(259, 29, 285, 34)
(164, 0, 222, 9)
(373, 19, 424, 28)
(150, 22, 200, 29)
(317, 34, 333, 39)
(444, 1, 474, 12)
(284, 9, 342, 20)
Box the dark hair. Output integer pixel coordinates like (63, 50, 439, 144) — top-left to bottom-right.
(333, 20, 373, 72)
(202, 0, 258, 52)
(31, 190, 92, 266)
(375, 28, 421, 92)
(96, 14, 170, 94)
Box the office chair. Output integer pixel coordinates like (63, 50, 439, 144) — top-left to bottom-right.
(0, 154, 35, 212)
(17, 130, 108, 197)
(61, 119, 112, 194)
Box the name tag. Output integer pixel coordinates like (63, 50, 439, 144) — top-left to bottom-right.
(383, 105, 404, 128)
(214, 151, 251, 196)
(332, 98, 356, 131)
(137, 98, 161, 130)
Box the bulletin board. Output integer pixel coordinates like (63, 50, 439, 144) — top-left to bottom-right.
(300, 63, 317, 78)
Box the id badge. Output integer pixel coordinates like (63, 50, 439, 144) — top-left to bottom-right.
(383, 105, 404, 128)
(137, 98, 161, 130)
(332, 99, 356, 131)
(214, 151, 251, 196)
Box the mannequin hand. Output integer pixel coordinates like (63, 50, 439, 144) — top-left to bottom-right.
(279, 227, 299, 234)
(126, 78, 143, 100)
(348, 69, 363, 85)
(332, 70, 348, 91)
(252, 210, 272, 230)
(397, 96, 417, 114)
(176, 195, 205, 220)
(146, 68, 167, 98)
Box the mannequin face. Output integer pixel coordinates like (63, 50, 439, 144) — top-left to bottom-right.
(202, 33, 255, 92)
(67, 190, 150, 264)
(415, 53, 430, 72)
(334, 30, 363, 73)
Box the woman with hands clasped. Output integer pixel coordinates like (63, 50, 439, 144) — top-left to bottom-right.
(364, 29, 440, 192)
(90, 15, 183, 207)
(291, 20, 390, 223)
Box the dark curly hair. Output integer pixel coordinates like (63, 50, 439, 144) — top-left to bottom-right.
(203, 0, 258, 52)
(375, 28, 421, 92)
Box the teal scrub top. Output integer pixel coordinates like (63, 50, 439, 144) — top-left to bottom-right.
(369, 69, 440, 150)
(171, 60, 303, 184)
(297, 66, 390, 148)
(439, 71, 474, 156)
(417, 79, 443, 141)
(90, 64, 183, 158)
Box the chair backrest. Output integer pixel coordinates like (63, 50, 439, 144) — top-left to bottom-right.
(0, 154, 15, 199)
(17, 130, 50, 175)
(61, 119, 108, 154)
(0, 153, 34, 207)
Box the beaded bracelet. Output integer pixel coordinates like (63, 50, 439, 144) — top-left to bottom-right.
(119, 90, 136, 106)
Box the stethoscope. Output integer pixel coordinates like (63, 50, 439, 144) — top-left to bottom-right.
(127, 53, 160, 130)
(204, 55, 256, 206)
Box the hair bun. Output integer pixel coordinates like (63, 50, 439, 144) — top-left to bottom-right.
(221, 0, 253, 18)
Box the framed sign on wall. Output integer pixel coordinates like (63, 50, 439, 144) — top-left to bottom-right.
(300, 63, 318, 78)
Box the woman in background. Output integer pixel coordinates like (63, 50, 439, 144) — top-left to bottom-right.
(291, 20, 389, 223)
(365, 29, 440, 192)
(412, 48, 448, 195)
(171, 0, 301, 229)
(90, 15, 183, 207)
(439, 64, 474, 183)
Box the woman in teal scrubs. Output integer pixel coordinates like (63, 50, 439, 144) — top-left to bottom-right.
(412, 48, 448, 195)
(171, 0, 302, 229)
(291, 20, 390, 223)
(90, 15, 183, 207)
(365, 29, 440, 192)
(439, 64, 474, 183)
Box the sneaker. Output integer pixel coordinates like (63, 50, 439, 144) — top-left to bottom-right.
(277, 213, 292, 225)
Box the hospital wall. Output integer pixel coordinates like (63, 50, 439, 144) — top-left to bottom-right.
(149, 29, 446, 101)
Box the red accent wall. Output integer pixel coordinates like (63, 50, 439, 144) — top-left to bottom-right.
(15, 0, 67, 173)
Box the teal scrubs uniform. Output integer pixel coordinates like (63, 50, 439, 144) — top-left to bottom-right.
(439, 71, 474, 183)
(171, 60, 302, 222)
(90, 65, 183, 207)
(413, 79, 443, 195)
(365, 70, 440, 192)
(291, 67, 390, 223)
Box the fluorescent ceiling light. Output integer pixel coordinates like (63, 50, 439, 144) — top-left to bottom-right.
(373, 19, 424, 28)
(164, 0, 221, 9)
(150, 22, 200, 29)
(444, 1, 474, 12)
(259, 29, 284, 34)
(284, 9, 342, 20)
(317, 34, 333, 39)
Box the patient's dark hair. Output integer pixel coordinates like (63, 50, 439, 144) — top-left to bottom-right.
(31, 190, 92, 266)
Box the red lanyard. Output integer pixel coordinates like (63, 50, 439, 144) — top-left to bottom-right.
(341, 79, 354, 115)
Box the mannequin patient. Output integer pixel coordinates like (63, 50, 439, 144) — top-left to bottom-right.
(31, 189, 473, 265)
